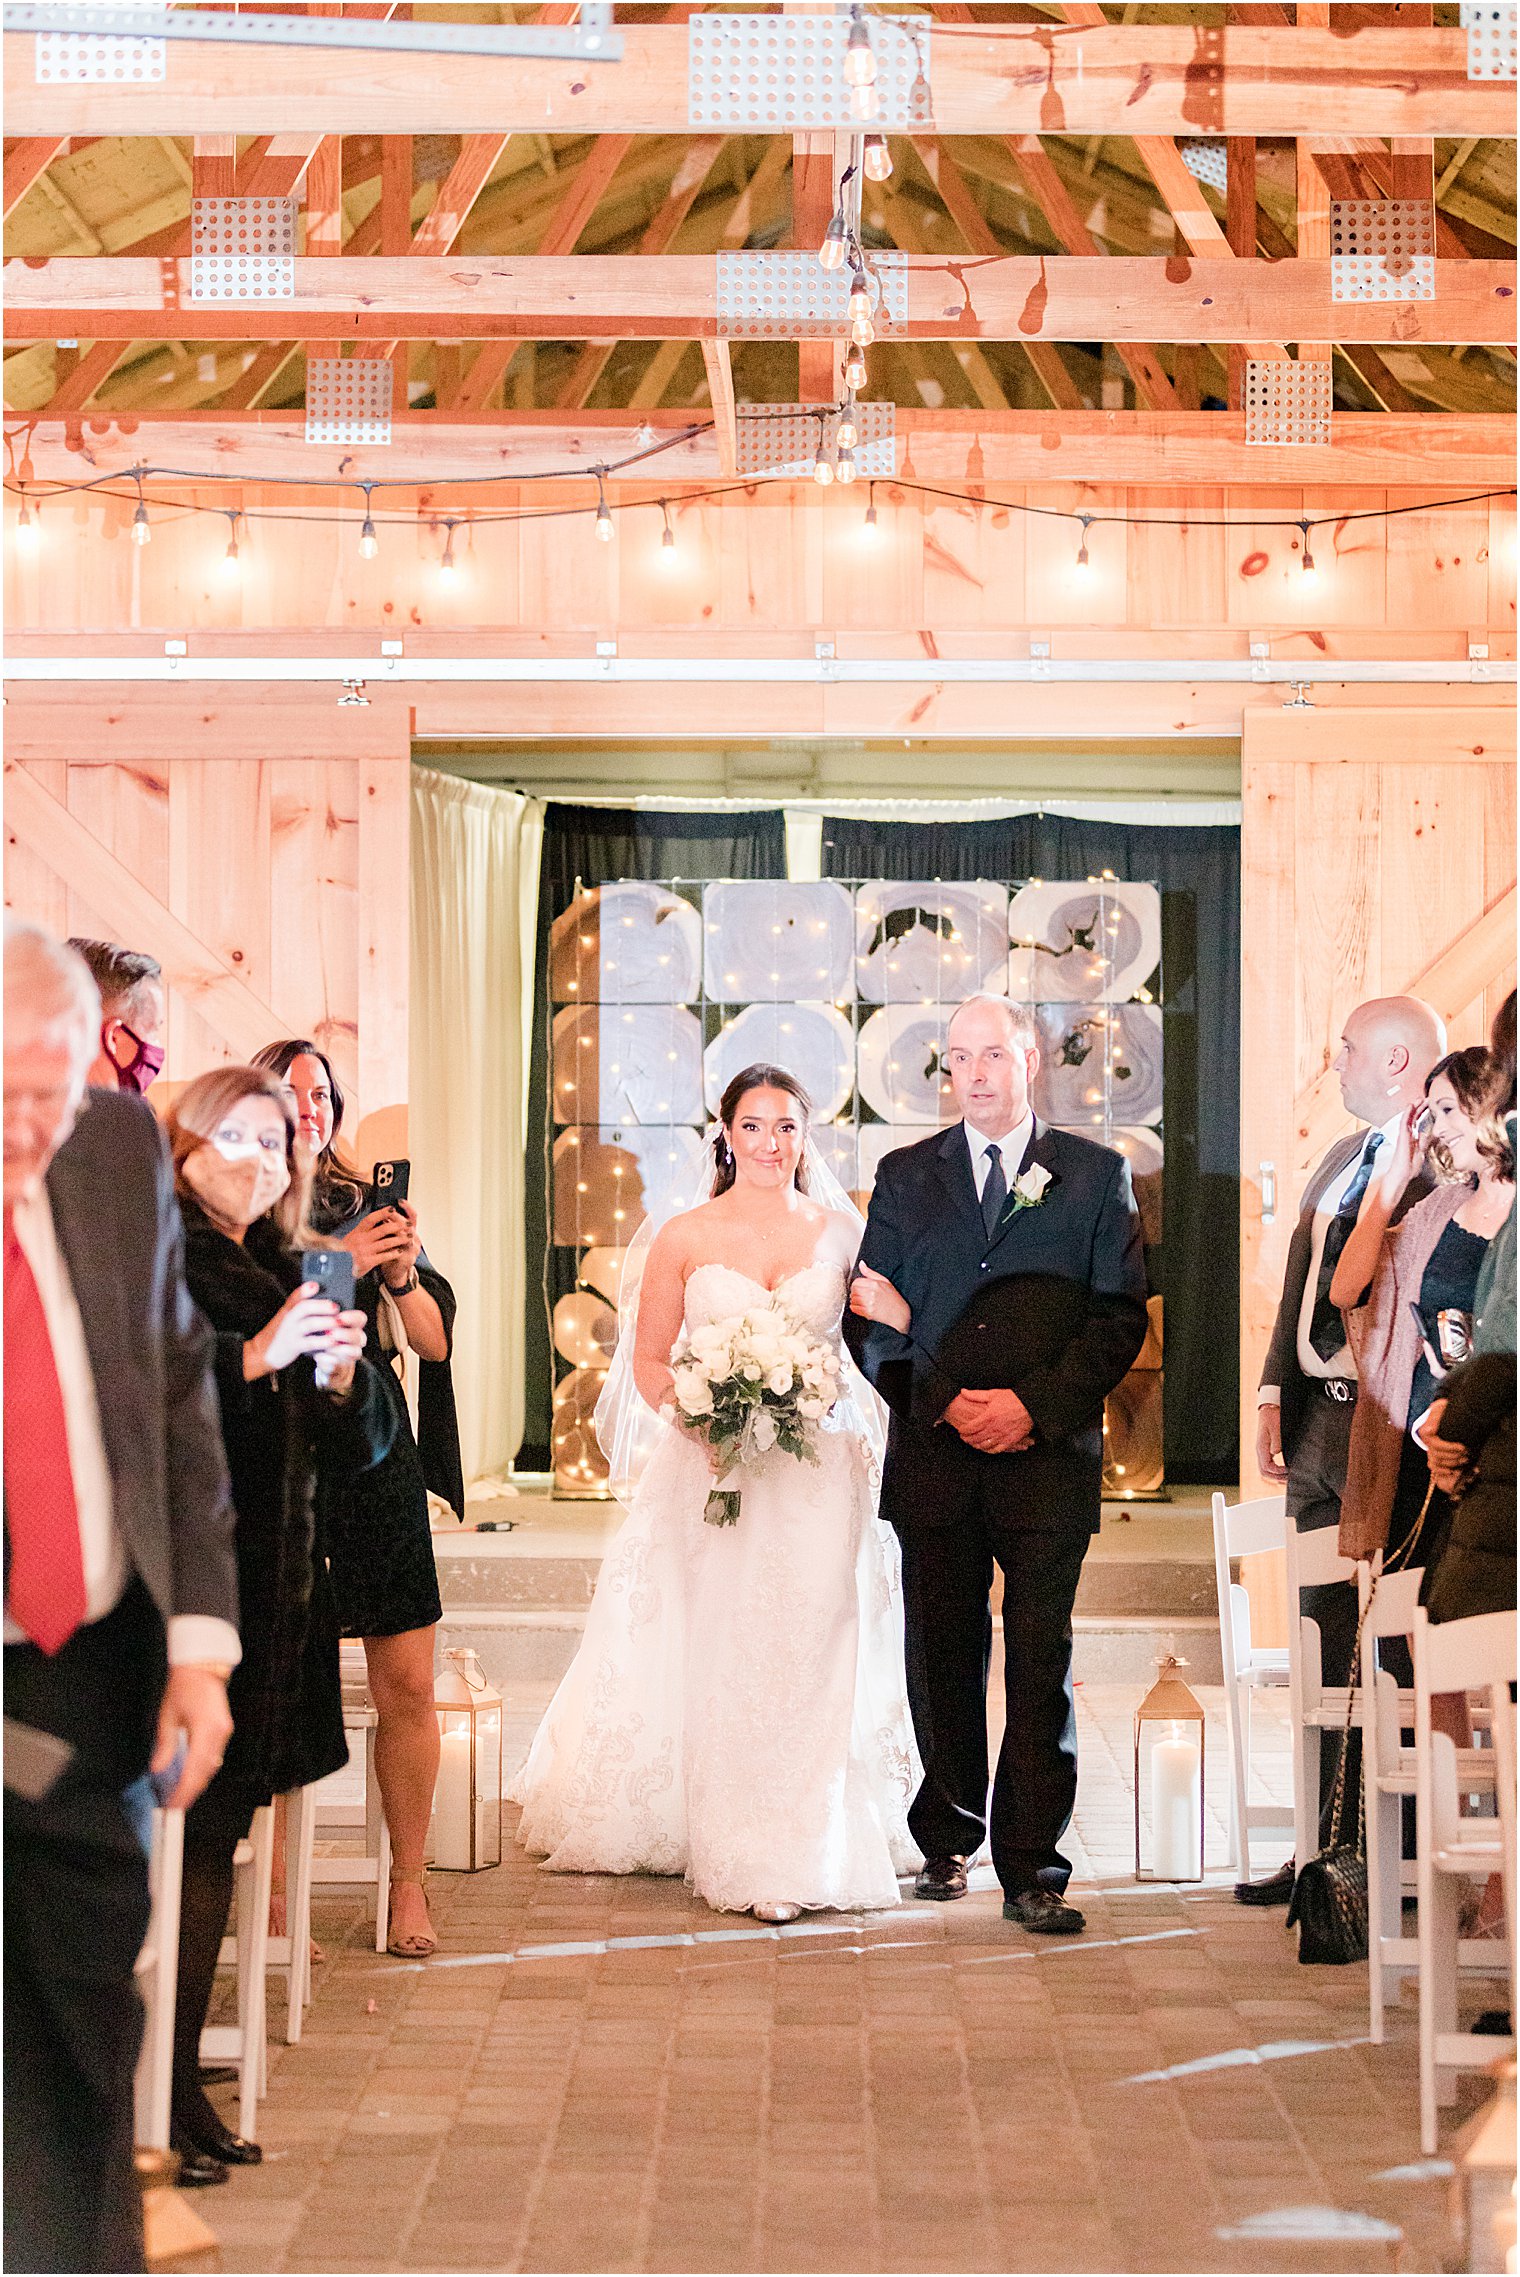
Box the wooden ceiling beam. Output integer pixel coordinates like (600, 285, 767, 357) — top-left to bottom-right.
(4, 137, 67, 222)
(554, 134, 725, 413)
(911, 137, 1079, 411)
(6, 24, 1505, 137)
(38, 339, 126, 418)
(8, 409, 1514, 492)
(11, 254, 1509, 346)
(701, 338, 738, 477)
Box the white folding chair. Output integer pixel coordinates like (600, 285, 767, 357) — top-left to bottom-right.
(205, 1802, 274, 2140)
(1211, 1491, 1293, 1875)
(1414, 1605, 1517, 2154)
(1284, 1518, 1361, 1874)
(265, 1785, 318, 2044)
(305, 1648, 393, 1956)
(133, 1806, 184, 2153)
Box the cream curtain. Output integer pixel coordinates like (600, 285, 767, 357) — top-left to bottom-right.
(410, 767, 544, 1485)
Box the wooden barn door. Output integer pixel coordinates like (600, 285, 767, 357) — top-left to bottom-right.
(3, 686, 413, 1160)
(1239, 704, 1517, 1644)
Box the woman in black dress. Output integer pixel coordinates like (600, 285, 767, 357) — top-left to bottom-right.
(165, 1067, 393, 2179)
(254, 1041, 464, 1960)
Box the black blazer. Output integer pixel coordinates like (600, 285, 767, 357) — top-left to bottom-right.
(843, 1120, 1148, 1532)
(42, 1088, 239, 1637)
(1260, 1129, 1432, 1464)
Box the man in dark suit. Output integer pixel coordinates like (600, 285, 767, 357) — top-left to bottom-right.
(844, 993, 1148, 1934)
(1239, 992, 1446, 1906)
(4, 920, 240, 2273)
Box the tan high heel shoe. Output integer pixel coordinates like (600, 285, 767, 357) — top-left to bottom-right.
(386, 1869, 438, 1958)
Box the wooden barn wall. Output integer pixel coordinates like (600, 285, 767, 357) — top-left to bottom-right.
(1238, 706, 1517, 1639)
(3, 482, 1515, 643)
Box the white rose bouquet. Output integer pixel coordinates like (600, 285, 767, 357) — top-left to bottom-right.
(667, 1301, 842, 1526)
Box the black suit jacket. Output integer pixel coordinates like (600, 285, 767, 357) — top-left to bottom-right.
(41, 1088, 239, 1639)
(1259, 1128, 1433, 1465)
(843, 1120, 1148, 1532)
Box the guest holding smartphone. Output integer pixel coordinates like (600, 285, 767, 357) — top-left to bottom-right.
(1333, 1046, 1516, 1573)
(164, 1069, 393, 2180)
(254, 1042, 464, 1961)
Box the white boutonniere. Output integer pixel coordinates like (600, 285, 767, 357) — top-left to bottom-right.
(1009, 1163, 1053, 1213)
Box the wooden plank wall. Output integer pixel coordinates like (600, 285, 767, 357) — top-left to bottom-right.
(2, 693, 412, 1158)
(1238, 706, 1518, 1640)
(4, 482, 1514, 642)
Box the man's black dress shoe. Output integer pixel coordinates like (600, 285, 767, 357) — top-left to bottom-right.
(1003, 1888, 1085, 1935)
(169, 2136, 228, 2189)
(914, 1856, 968, 1901)
(1234, 1861, 1296, 1907)
(186, 2114, 263, 2166)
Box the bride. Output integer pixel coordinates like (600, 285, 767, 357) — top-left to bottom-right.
(510, 1063, 920, 1921)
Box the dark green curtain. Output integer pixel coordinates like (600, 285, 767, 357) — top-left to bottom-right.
(821, 813, 1240, 1484)
(521, 804, 788, 1469)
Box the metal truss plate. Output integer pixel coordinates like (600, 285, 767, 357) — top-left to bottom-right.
(1461, 3, 1517, 77)
(191, 198, 296, 258)
(1179, 141, 1228, 196)
(737, 402, 896, 481)
(306, 359, 394, 446)
(688, 13, 930, 129)
(8, 0, 619, 59)
(1329, 199, 1435, 302)
(717, 252, 908, 339)
(1243, 360, 1332, 448)
(188, 257, 294, 303)
(33, 24, 165, 80)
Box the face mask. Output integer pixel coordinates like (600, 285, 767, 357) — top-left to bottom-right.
(109, 1023, 166, 1096)
(183, 1136, 290, 1233)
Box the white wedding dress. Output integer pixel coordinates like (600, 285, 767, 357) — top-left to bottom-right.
(510, 1261, 920, 1915)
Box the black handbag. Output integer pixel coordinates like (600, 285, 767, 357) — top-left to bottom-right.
(1286, 1592, 1371, 1966)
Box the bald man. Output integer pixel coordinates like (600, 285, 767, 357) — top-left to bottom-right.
(1240, 994, 1446, 1905)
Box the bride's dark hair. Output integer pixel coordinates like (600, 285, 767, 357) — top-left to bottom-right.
(713, 1064, 813, 1197)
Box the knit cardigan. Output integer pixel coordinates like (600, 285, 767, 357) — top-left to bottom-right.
(1339, 1181, 1473, 1562)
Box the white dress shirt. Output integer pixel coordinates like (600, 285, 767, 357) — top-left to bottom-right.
(1257, 1112, 1402, 1406)
(964, 1111, 1035, 1203)
(4, 1181, 241, 1670)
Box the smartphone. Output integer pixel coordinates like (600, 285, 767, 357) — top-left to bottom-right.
(370, 1158, 411, 1213)
(1407, 1299, 1445, 1380)
(301, 1247, 357, 1312)
(1412, 1104, 1434, 1144)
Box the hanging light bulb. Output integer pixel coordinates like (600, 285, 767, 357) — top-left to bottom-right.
(843, 7, 876, 87)
(594, 473, 614, 542)
(863, 483, 880, 536)
(1299, 518, 1316, 577)
(847, 268, 872, 323)
(14, 491, 38, 551)
(862, 134, 892, 182)
(818, 209, 848, 272)
(357, 485, 379, 559)
(130, 496, 151, 548)
(836, 446, 858, 486)
(844, 341, 868, 392)
(1075, 513, 1093, 571)
(850, 78, 879, 122)
(850, 312, 875, 348)
(220, 511, 241, 575)
(659, 498, 677, 562)
(439, 519, 458, 577)
(837, 397, 860, 452)
(812, 432, 834, 486)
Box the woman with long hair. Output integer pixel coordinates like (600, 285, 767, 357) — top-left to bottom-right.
(511, 1064, 918, 1921)
(253, 1041, 463, 1961)
(164, 1067, 392, 2181)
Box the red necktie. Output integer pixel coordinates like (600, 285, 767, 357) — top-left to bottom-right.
(4, 1209, 88, 1655)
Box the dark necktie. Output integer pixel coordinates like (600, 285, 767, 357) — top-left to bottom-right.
(1309, 1131, 1384, 1362)
(3, 1211, 87, 1655)
(981, 1142, 1007, 1242)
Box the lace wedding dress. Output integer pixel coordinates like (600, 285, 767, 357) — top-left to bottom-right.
(510, 1261, 920, 1914)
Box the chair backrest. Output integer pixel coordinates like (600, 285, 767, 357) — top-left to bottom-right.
(1214, 1490, 1288, 1561)
(1417, 1605, 1517, 1701)
(1360, 1562, 1424, 1648)
(1285, 1518, 1358, 1594)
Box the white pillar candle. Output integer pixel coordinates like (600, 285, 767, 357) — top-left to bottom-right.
(1149, 1731, 1202, 1880)
(434, 1725, 475, 1870)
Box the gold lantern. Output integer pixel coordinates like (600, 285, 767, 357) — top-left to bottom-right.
(432, 1646, 502, 1871)
(1133, 1646, 1206, 1883)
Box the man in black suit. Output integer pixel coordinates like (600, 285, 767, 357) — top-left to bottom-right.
(1238, 992, 1446, 1905)
(4, 920, 240, 2273)
(844, 993, 1148, 1934)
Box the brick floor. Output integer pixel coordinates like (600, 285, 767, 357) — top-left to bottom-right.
(203, 1687, 1502, 2276)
